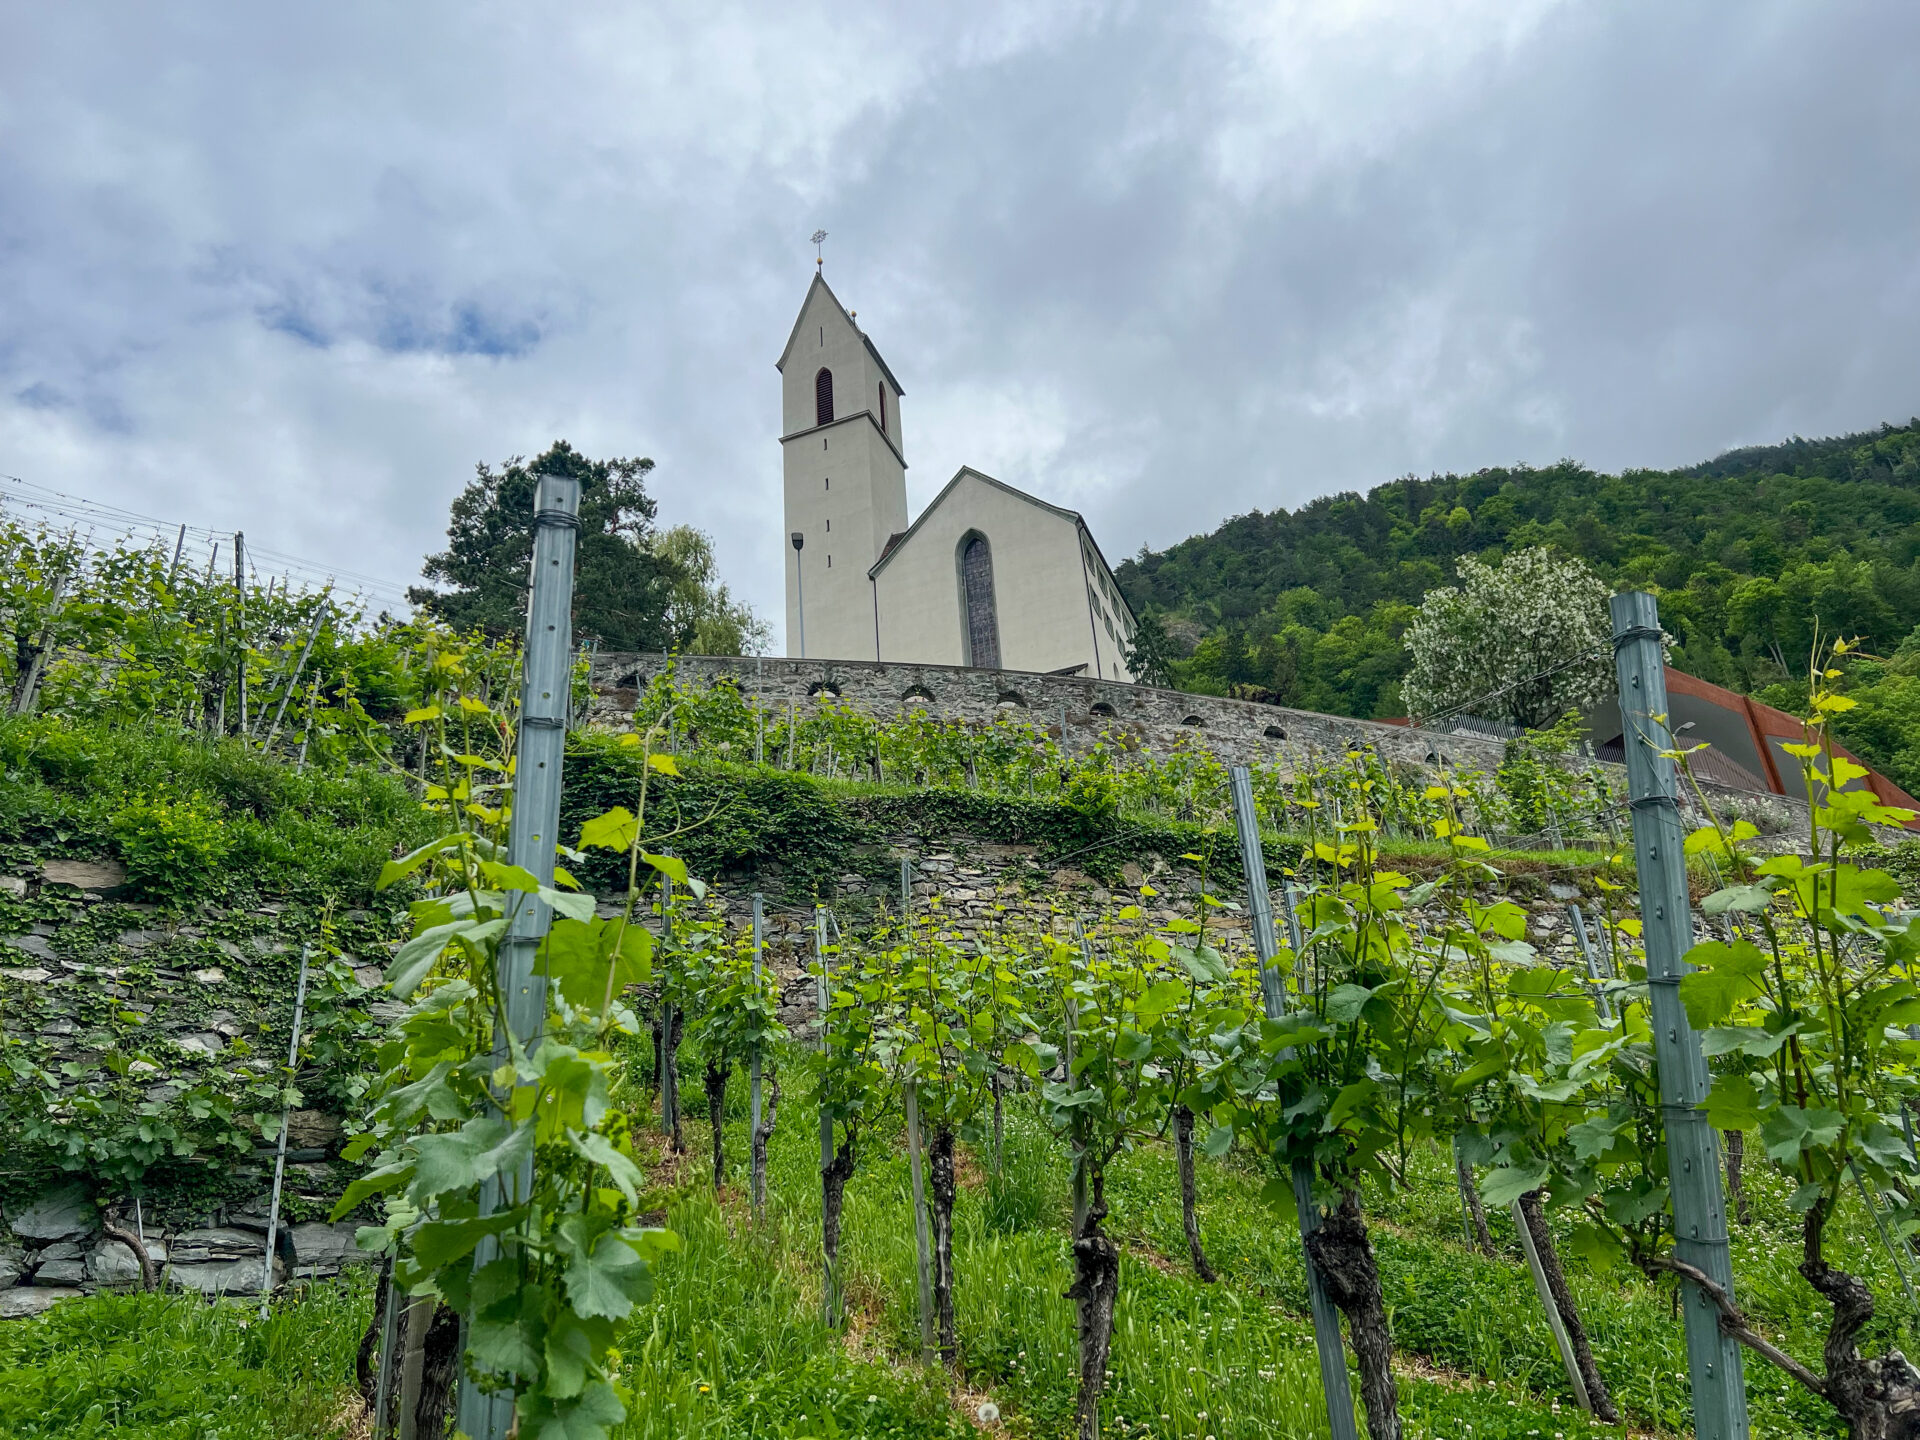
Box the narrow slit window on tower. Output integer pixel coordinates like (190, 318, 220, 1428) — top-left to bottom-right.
(877, 383, 887, 435)
(815, 367, 834, 426)
(827, 555, 832, 568)
(960, 534, 1001, 669)
(825, 518, 830, 532)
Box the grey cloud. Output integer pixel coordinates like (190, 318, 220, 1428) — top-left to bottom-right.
(1, 2, 1916, 644)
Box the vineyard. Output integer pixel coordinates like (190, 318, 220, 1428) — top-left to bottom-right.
(3, 494, 1920, 1440)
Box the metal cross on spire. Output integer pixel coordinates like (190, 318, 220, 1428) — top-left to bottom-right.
(811, 230, 828, 269)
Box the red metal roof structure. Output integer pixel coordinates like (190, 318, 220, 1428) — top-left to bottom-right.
(1591, 668, 1920, 830)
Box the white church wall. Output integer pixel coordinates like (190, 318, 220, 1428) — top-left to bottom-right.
(874, 471, 1127, 678)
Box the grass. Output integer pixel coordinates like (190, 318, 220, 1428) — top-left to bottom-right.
(5, 1065, 1909, 1439)
(0, 1270, 372, 1440)
(0, 714, 431, 904)
(609, 1086, 1646, 1439)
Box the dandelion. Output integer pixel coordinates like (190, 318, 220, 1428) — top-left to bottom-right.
(976, 1400, 1001, 1424)
(698, 1385, 711, 1395)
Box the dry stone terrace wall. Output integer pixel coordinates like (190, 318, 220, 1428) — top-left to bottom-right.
(0, 859, 385, 1314)
(659, 832, 1621, 1036)
(588, 652, 1509, 773)
(587, 653, 1834, 847)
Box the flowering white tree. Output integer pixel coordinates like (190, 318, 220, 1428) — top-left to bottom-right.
(1403, 546, 1614, 729)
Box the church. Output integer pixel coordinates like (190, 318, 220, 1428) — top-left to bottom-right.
(778, 270, 1139, 682)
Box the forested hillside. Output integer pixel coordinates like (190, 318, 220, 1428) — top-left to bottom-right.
(1115, 419, 1920, 789)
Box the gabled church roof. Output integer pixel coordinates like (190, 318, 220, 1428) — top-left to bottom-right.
(775, 271, 906, 398)
(867, 465, 1131, 616)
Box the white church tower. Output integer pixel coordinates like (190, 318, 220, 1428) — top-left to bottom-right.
(775, 266, 1138, 680)
(776, 269, 908, 660)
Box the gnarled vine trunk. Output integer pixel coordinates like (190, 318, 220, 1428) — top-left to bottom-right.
(658, 1006, 685, 1154)
(751, 1066, 779, 1216)
(1455, 1146, 1494, 1256)
(1650, 1196, 1920, 1440)
(356, 1271, 459, 1440)
(1304, 1189, 1400, 1440)
(1173, 1104, 1216, 1282)
(1517, 1189, 1619, 1422)
(1801, 1198, 1920, 1440)
(705, 1057, 731, 1191)
(929, 1125, 958, 1362)
(100, 1215, 156, 1292)
(991, 1072, 1004, 1170)
(1724, 1127, 1751, 1226)
(411, 1302, 462, 1440)
(820, 1130, 859, 1327)
(1064, 1171, 1120, 1440)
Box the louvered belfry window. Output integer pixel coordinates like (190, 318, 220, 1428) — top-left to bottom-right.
(815, 368, 834, 426)
(961, 535, 1001, 669)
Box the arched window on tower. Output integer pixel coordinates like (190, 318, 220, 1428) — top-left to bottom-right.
(877, 382, 887, 435)
(959, 533, 1001, 669)
(815, 368, 834, 426)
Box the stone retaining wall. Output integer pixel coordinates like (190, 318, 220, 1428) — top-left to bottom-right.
(0, 860, 387, 1315)
(588, 652, 1508, 773)
(585, 653, 1834, 848)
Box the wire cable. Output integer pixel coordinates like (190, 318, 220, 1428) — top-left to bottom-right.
(1407, 641, 1614, 733)
(0, 470, 416, 609)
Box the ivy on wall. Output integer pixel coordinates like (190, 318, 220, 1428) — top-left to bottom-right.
(560, 739, 1302, 905)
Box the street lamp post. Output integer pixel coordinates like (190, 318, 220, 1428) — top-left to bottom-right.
(791, 531, 807, 658)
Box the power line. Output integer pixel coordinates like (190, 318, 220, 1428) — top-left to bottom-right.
(1408, 642, 1614, 733)
(0, 470, 417, 610)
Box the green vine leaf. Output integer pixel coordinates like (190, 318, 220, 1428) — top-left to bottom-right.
(561, 1228, 650, 1321)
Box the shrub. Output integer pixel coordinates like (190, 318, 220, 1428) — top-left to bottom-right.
(109, 795, 232, 905)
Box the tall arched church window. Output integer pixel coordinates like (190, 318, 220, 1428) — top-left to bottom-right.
(877, 383, 887, 435)
(960, 534, 1001, 669)
(815, 368, 834, 426)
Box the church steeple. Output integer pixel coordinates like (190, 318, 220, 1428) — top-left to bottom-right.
(777, 272, 908, 659)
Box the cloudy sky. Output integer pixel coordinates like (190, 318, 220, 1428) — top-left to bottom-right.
(4, 2, 1917, 638)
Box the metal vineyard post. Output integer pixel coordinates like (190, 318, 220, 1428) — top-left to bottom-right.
(456, 472, 581, 1440)
(1610, 590, 1749, 1440)
(1228, 764, 1360, 1440)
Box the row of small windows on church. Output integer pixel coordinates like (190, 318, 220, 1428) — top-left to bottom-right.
(813, 367, 889, 435)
